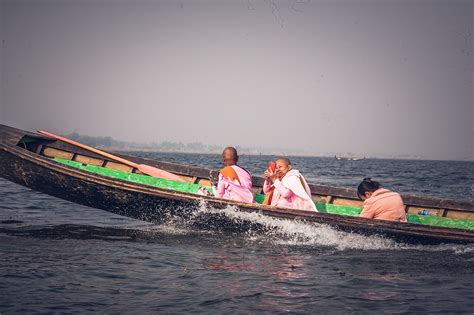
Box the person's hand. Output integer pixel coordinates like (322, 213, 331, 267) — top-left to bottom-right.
(264, 170, 270, 181)
(264, 169, 278, 183)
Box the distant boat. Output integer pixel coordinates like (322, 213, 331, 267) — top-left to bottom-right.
(335, 155, 366, 161)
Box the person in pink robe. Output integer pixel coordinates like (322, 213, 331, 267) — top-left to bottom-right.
(357, 178, 407, 222)
(263, 158, 317, 212)
(211, 147, 254, 203)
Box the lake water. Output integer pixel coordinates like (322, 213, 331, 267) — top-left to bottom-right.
(1, 153, 473, 313)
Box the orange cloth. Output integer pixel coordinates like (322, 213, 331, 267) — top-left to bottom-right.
(262, 161, 276, 206)
(359, 188, 407, 222)
(219, 166, 240, 184)
(262, 187, 274, 205)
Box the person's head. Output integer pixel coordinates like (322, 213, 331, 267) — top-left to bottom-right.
(357, 178, 381, 200)
(275, 157, 292, 179)
(222, 147, 238, 166)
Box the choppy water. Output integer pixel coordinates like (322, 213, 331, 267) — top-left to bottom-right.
(1, 153, 473, 313)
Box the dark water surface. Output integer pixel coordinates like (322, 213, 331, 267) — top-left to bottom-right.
(1, 153, 473, 313)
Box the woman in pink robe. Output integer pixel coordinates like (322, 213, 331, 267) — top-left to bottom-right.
(263, 158, 317, 212)
(211, 147, 254, 203)
(212, 165, 254, 203)
(357, 178, 407, 222)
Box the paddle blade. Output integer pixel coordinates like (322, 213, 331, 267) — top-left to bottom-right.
(138, 164, 185, 181)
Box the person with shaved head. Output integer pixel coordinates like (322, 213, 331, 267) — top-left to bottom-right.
(263, 158, 317, 211)
(211, 147, 254, 203)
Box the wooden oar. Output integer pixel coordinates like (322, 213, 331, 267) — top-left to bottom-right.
(37, 130, 186, 182)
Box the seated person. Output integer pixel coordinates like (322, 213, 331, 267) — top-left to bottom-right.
(263, 158, 317, 211)
(211, 147, 254, 203)
(357, 178, 407, 222)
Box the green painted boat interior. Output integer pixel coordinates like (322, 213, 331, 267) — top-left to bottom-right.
(54, 157, 214, 195)
(53, 157, 474, 231)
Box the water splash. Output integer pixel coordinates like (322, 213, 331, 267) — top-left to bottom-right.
(186, 200, 474, 253)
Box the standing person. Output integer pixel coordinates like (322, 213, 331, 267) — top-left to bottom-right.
(357, 178, 407, 222)
(263, 158, 317, 211)
(211, 147, 254, 203)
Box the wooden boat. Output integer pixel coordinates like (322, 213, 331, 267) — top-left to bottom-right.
(0, 124, 473, 244)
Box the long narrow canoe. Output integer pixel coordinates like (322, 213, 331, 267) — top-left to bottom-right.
(0, 124, 473, 244)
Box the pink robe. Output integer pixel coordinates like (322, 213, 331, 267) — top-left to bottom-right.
(359, 188, 407, 222)
(212, 165, 254, 203)
(263, 169, 317, 212)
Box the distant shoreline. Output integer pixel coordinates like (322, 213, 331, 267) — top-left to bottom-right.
(65, 133, 473, 162)
(111, 148, 473, 162)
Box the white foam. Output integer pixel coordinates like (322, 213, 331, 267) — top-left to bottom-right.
(187, 200, 474, 253)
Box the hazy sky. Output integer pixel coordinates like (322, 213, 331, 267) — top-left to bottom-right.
(1, 0, 472, 160)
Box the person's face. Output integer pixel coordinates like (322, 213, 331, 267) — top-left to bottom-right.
(359, 192, 373, 201)
(275, 160, 291, 178)
(222, 150, 236, 166)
